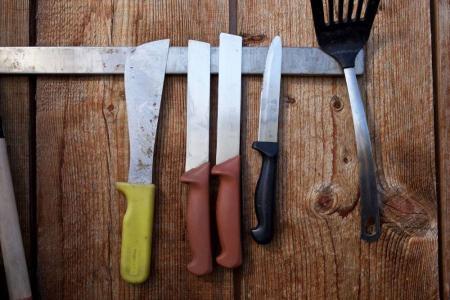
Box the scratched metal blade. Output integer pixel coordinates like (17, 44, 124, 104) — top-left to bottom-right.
(125, 39, 170, 184)
(216, 33, 243, 164)
(258, 36, 282, 142)
(185, 40, 210, 171)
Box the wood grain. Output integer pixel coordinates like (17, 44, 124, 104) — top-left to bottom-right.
(0, 0, 32, 297)
(0, 0, 440, 298)
(238, 0, 438, 299)
(434, 0, 450, 298)
(35, 0, 231, 298)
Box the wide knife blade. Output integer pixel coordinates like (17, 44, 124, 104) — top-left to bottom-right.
(185, 41, 210, 171)
(125, 39, 170, 184)
(181, 40, 213, 276)
(251, 36, 283, 245)
(216, 33, 242, 164)
(258, 36, 282, 142)
(212, 33, 243, 268)
(116, 39, 170, 284)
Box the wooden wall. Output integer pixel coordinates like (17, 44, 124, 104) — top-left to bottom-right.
(0, 0, 33, 298)
(0, 0, 446, 299)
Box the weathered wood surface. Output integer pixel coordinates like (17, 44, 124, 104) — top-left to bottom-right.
(0, 0, 445, 299)
(35, 0, 232, 299)
(238, 1, 438, 299)
(435, 0, 450, 298)
(0, 0, 32, 298)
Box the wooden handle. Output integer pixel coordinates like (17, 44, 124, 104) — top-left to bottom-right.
(115, 183, 155, 284)
(0, 139, 32, 300)
(181, 162, 213, 275)
(211, 156, 242, 268)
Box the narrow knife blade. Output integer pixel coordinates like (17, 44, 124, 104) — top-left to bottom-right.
(125, 39, 170, 184)
(185, 41, 210, 171)
(258, 36, 282, 142)
(216, 33, 243, 164)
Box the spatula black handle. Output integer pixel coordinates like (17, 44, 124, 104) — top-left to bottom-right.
(251, 141, 278, 244)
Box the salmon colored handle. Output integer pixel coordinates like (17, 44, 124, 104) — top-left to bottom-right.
(211, 156, 242, 268)
(181, 162, 213, 275)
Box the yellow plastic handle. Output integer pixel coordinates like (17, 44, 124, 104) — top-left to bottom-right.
(116, 182, 155, 284)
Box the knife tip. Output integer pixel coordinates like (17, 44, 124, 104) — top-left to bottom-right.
(220, 32, 242, 43)
(188, 40, 211, 48)
(272, 36, 282, 47)
(136, 39, 171, 51)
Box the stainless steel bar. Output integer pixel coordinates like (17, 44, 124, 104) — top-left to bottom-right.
(0, 47, 364, 75)
(343, 67, 380, 241)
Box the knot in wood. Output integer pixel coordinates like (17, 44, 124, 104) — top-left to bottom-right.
(381, 183, 436, 238)
(107, 104, 115, 112)
(330, 95, 344, 111)
(284, 95, 296, 104)
(309, 183, 339, 217)
(241, 33, 267, 45)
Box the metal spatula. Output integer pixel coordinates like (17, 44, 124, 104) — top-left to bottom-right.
(310, 0, 381, 242)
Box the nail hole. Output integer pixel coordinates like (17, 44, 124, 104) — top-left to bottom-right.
(331, 95, 344, 111)
(284, 95, 296, 104)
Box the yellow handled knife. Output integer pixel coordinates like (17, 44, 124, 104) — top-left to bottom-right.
(116, 39, 170, 284)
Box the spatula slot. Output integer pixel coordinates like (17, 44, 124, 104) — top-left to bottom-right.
(322, 0, 331, 24)
(321, 0, 370, 24)
(357, 0, 370, 19)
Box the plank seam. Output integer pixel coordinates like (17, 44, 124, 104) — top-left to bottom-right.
(28, 0, 38, 298)
(430, 0, 445, 299)
(229, 0, 237, 34)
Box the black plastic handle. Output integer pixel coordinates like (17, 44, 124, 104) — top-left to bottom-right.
(251, 141, 278, 244)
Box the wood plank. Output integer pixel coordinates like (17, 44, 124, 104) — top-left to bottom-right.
(0, 0, 32, 297)
(434, 0, 450, 298)
(238, 1, 438, 299)
(35, 0, 231, 298)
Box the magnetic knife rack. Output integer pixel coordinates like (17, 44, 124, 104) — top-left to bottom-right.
(0, 47, 364, 75)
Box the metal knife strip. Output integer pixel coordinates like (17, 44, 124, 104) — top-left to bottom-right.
(0, 47, 364, 75)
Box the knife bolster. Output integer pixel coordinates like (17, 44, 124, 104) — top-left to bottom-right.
(252, 141, 278, 158)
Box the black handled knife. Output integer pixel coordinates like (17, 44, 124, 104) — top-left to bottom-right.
(251, 36, 282, 244)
